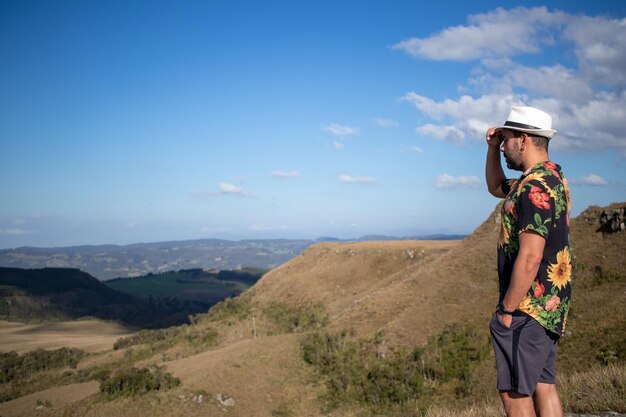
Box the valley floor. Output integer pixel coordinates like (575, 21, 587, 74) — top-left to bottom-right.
(0, 320, 134, 354)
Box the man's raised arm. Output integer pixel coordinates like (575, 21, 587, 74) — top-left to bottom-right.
(485, 127, 506, 198)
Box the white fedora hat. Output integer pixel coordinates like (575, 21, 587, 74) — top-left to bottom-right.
(495, 106, 557, 139)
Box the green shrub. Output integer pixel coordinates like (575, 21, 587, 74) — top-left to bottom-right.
(422, 323, 490, 397)
(271, 403, 294, 417)
(82, 367, 112, 383)
(184, 327, 219, 350)
(0, 347, 84, 383)
(301, 331, 423, 412)
(193, 291, 253, 325)
(264, 301, 328, 333)
(99, 366, 180, 399)
(301, 324, 491, 414)
(592, 265, 623, 286)
(593, 333, 626, 366)
(113, 326, 185, 350)
(113, 324, 218, 354)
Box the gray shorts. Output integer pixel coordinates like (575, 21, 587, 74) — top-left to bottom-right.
(489, 311, 559, 396)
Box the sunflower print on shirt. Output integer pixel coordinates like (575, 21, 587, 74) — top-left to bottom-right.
(498, 161, 572, 336)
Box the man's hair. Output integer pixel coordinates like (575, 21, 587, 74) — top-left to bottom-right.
(529, 135, 549, 152)
(503, 129, 550, 151)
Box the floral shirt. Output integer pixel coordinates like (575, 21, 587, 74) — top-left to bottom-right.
(498, 161, 572, 336)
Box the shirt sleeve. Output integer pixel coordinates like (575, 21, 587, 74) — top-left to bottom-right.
(501, 179, 516, 196)
(516, 179, 554, 239)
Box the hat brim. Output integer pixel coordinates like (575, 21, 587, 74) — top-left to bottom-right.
(494, 125, 557, 139)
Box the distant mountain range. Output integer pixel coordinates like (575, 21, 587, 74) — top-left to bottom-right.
(0, 235, 465, 280)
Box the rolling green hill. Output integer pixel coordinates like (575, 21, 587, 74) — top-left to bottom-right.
(0, 267, 208, 328)
(104, 268, 266, 304)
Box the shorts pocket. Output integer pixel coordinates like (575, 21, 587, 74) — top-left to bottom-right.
(490, 312, 512, 331)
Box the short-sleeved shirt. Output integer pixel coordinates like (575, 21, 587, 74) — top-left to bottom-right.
(498, 161, 572, 337)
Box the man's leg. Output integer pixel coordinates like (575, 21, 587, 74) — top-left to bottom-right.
(532, 383, 563, 417)
(499, 390, 536, 417)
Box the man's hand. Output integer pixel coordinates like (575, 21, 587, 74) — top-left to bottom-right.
(486, 127, 502, 149)
(485, 126, 506, 198)
(497, 312, 513, 328)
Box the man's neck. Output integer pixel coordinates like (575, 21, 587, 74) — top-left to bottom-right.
(522, 152, 549, 173)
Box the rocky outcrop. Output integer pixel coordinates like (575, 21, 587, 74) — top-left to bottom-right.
(598, 206, 626, 233)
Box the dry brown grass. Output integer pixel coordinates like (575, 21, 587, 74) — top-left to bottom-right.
(420, 363, 626, 417)
(423, 402, 505, 417)
(254, 240, 464, 340)
(558, 203, 626, 370)
(559, 363, 626, 413)
(0, 381, 99, 417)
(52, 334, 324, 417)
(0, 320, 135, 353)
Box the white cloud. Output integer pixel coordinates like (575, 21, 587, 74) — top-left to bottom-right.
(0, 228, 36, 236)
(402, 92, 521, 145)
(324, 123, 360, 136)
(127, 222, 136, 228)
(339, 175, 377, 185)
(401, 92, 520, 126)
(272, 170, 300, 178)
(562, 15, 626, 87)
(392, 7, 566, 61)
(220, 183, 250, 197)
(576, 174, 610, 186)
(333, 141, 345, 150)
(373, 118, 399, 127)
(405, 83, 626, 152)
(192, 184, 253, 198)
(435, 174, 481, 189)
(407, 145, 423, 153)
(417, 124, 465, 145)
(396, 7, 626, 152)
(499, 64, 594, 103)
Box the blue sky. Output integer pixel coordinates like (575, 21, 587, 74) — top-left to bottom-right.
(1, 0, 625, 248)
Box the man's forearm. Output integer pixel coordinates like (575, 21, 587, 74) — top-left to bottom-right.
(503, 232, 545, 310)
(485, 128, 506, 198)
(502, 254, 540, 310)
(486, 146, 505, 195)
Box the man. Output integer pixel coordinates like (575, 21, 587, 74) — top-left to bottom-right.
(485, 106, 572, 417)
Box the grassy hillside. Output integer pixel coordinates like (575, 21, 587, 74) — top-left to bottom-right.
(0, 267, 209, 328)
(104, 268, 265, 304)
(0, 203, 624, 417)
